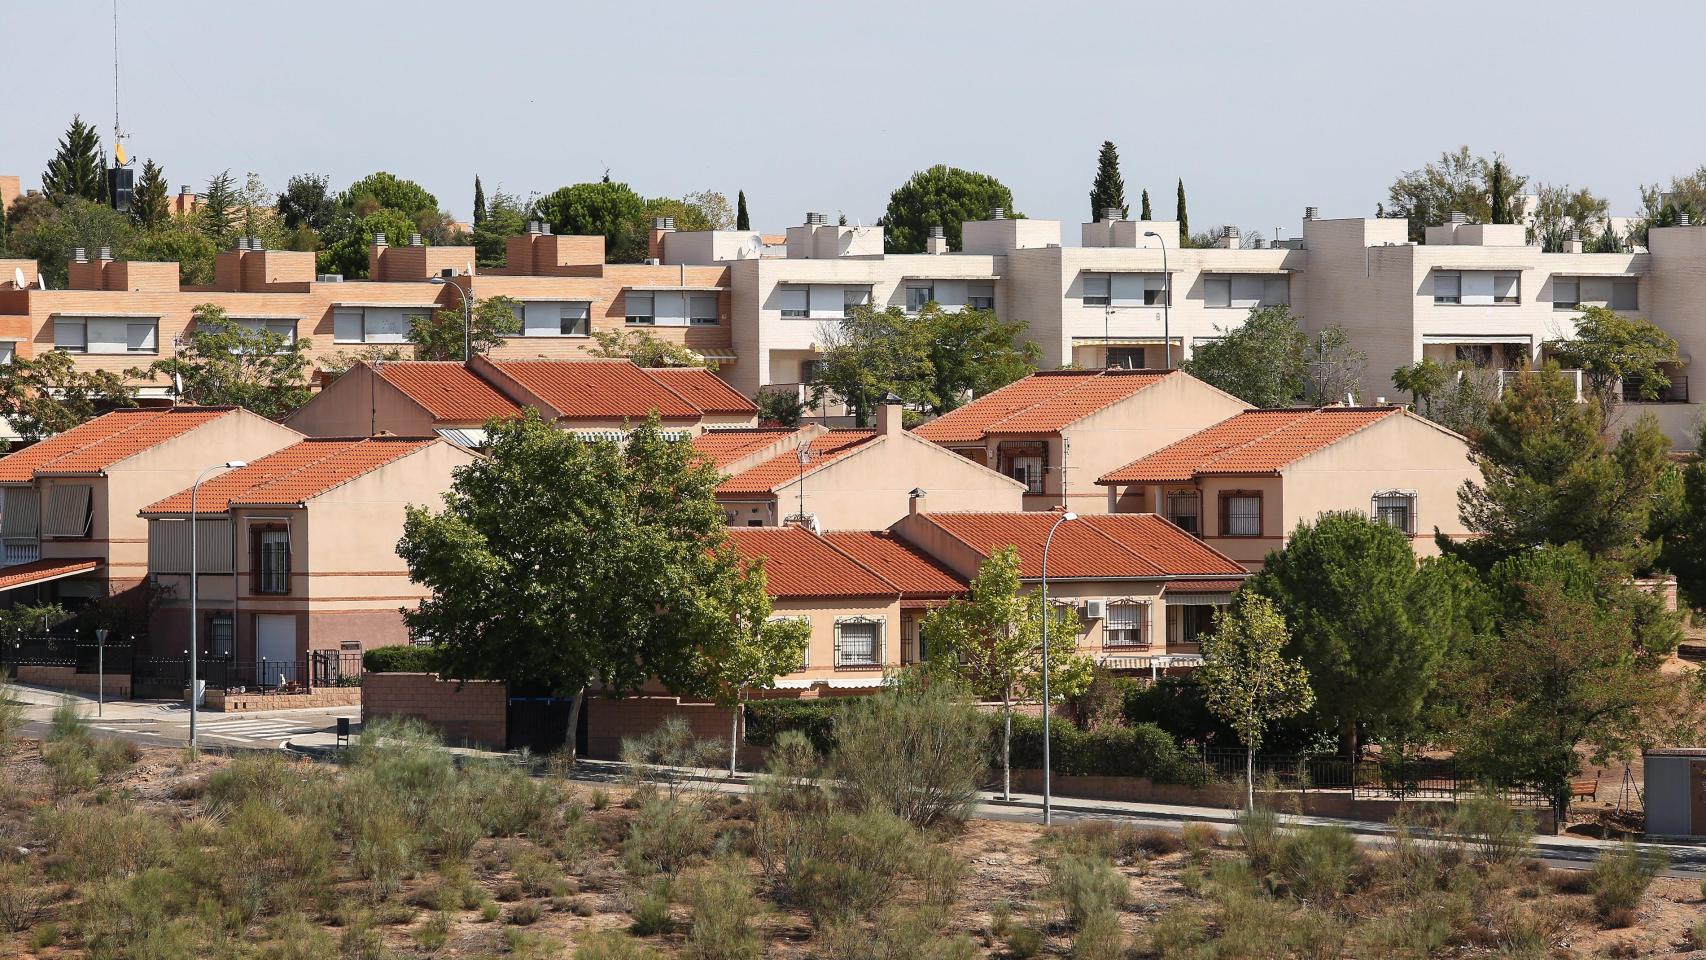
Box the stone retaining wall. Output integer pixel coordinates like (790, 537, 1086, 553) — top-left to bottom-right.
(206, 686, 363, 713)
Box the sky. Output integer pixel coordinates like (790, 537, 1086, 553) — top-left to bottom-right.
(5, 0, 1706, 243)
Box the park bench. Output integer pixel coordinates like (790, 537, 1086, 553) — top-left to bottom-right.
(1570, 776, 1599, 802)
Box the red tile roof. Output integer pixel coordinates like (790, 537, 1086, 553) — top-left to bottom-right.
(725, 527, 899, 600)
(822, 531, 967, 600)
(647, 368, 758, 416)
(374, 362, 520, 424)
(913, 512, 1247, 580)
(914, 369, 1176, 443)
(0, 557, 101, 592)
(143, 436, 439, 514)
(691, 428, 803, 470)
(0, 407, 240, 481)
(716, 430, 878, 496)
(486, 360, 703, 420)
(1098, 407, 1403, 485)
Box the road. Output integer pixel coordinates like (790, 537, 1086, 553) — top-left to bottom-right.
(16, 698, 357, 751)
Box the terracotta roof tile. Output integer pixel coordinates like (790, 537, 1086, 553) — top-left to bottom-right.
(0, 409, 166, 482)
(691, 428, 803, 470)
(143, 437, 438, 514)
(647, 368, 757, 416)
(822, 531, 967, 600)
(1, 407, 240, 480)
(915, 512, 1246, 580)
(914, 370, 1174, 442)
(486, 360, 702, 420)
(1099, 407, 1402, 484)
(374, 362, 520, 424)
(0, 557, 101, 591)
(725, 526, 899, 600)
(716, 431, 877, 496)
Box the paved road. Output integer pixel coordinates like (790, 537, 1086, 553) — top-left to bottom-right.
(15, 691, 357, 750)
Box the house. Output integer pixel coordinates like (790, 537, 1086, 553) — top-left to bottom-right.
(140, 435, 478, 666)
(285, 355, 758, 446)
(1096, 405, 1478, 569)
(0, 406, 301, 612)
(703, 401, 1025, 529)
(912, 368, 1248, 512)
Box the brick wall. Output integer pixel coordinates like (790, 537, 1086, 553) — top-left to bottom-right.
(584, 695, 741, 761)
(362, 672, 507, 749)
(208, 686, 361, 712)
(14, 664, 131, 699)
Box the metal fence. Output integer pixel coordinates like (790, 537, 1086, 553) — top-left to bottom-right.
(1196, 747, 1548, 803)
(91, 651, 365, 699)
(0, 635, 135, 675)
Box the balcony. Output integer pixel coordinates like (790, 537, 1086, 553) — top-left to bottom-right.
(1621, 376, 1689, 404)
(1495, 368, 1584, 402)
(759, 383, 852, 422)
(2, 540, 40, 567)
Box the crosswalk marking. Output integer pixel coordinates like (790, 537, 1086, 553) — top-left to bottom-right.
(192, 717, 320, 740)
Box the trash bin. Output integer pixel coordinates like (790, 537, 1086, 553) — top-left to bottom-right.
(1641, 748, 1706, 837)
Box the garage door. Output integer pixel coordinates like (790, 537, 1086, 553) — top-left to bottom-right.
(255, 614, 298, 686)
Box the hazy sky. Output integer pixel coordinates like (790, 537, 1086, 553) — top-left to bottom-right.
(5, 0, 1705, 242)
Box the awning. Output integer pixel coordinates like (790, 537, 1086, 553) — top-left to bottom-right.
(625, 285, 725, 293)
(1421, 334, 1534, 345)
(1552, 270, 1643, 277)
(0, 557, 102, 593)
(49, 311, 162, 319)
(226, 314, 306, 321)
(1200, 267, 1294, 275)
(434, 427, 488, 448)
(1429, 264, 1532, 272)
(770, 675, 892, 690)
(1167, 579, 1245, 594)
(691, 349, 738, 363)
(1073, 336, 1185, 346)
(331, 301, 444, 309)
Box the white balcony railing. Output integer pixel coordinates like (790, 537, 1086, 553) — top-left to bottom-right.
(2, 539, 40, 567)
(1494, 368, 1584, 401)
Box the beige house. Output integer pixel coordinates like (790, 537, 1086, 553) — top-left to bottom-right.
(141, 436, 477, 668)
(913, 368, 1248, 514)
(1098, 406, 1477, 570)
(0, 407, 301, 613)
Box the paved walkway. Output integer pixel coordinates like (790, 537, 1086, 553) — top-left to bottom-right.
(9, 683, 358, 748)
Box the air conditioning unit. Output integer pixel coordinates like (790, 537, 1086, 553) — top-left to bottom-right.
(316, 273, 344, 283)
(1082, 600, 1105, 621)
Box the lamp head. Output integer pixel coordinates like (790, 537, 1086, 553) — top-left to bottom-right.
(1143, 230, 1160, 239)
(427, 276, 446, 285)
(223, 460, 247, 469)
(1063, 511, 1078, 521)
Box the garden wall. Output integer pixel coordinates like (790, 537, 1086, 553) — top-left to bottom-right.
(362, 672, 508, 749)
(13, 664, 130, 699)
(207, 686, 363, 713)
(584, 695, 752, 763)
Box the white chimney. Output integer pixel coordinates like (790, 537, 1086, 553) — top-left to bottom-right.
(1303, 206, 1319, 221)
(373, 232, 388, 247)
(908, 488, 928, 516)
(876, 394, 904, 436)
(1564, 229, 1583, 254)
(925, 225, 948, 255)
(1103, 207, 1122, 222)
(990, 207, 1007, 221)
(409, 233, 423, 247)
(1448, 211, 1469, 225)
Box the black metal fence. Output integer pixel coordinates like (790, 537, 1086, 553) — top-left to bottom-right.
(0, 635, 135, 675)
(1196, 747, 1548, 804)
(10, 643, 365, 700)
(1622, 375, 1689, 403)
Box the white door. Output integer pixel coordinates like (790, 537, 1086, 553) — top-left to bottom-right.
(254, 614, 297, 685)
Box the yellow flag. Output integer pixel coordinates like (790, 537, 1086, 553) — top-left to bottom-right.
(114, 141, 128, 166)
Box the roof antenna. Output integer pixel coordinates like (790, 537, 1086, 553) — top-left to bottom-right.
(111, 0, 127, 163)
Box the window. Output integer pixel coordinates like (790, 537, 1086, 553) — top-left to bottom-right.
(780, 287, 808, 318)
(1220, 492, 1262, 537)
(0, 343, 13, 365)
(1010, 456, 1043, 493)
(1492, 272, 1520, 304)
(1082, 274, 1110, 306)
(1103, 603, 1146, 648)
(208, 613, 235, 659)
(1107, 347, 1145, 370)
(1612, 280, 1638, 311)
(1372, 491, 1416, 535)
(689, 294, 718, 326)
(843, 287, 870, 318)
(332, 308, 417, 344)
(54, 319, 87, 353)
(41, 484, 92, 538)
(560, 302, 591, 336)
(834, 618, 880, 667)
(967, 281, 995, 311)
(1433, 271, 1461, 304)
(1166, 491, 1200, 534)
(1204, 277, 1230, 308)
(905, 285, 934, 313)
(1144, 285, 1169, 306)
(1553, 278, 1579, 309)
(126, 322, 157, 353)
(252, 526, 290, 595)
(624, 293, 655, 325)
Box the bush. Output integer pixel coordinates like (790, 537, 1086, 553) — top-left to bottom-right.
(683, 858, 763, 960)
(1047, 853, 1128, 929)
(577, 931, 662, 960)
(1275, 825, 1362, 901)
(1006, 923, 1044, 959)
(0, 862, 43, 932)
(0, 670, 24, 755)
(1235, 805, 1282, 873)
(1180, 823, 1218, 862)
(1071, 909, 1124, 960)
(624, 796, 715, 874)
(830, 679, 988, 827)
(1008, 715, 1206, 785)
(629, 881, 674, 936)
(1447, 792, 1533, 865)
(818, 905, 977, 960)
(1588, 841, 1667, 923)
(1146, 906, 1207, 959)
(361, 644, 445, 673)
(776, 809, 925, 926)
(508, 901, 544, 926)
(742, 698, 840, 753)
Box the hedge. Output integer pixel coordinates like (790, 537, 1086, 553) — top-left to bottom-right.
(742, 699, 842, 755)
(362, 644, 446, 674)
(1006, 715, 1207, 786)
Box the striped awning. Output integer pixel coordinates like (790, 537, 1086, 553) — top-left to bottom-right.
(434, 427, 488, 448)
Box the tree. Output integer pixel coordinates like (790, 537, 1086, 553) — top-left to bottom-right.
(1587, 219, 1627, 254)
(1181, 305, 1307, 407)
(276, 174, 335, 232)
(235, 172, 284, 246)
(1459, 363, 1672, 568)
(0, 351, 136, 442)
(534, 180, 648, 262)
(3, 197, 136, 286)
(1088, 141, 1127, 221)
(141, 304, 312, 420)
(41, 115, 107, 204)
(1140, 189, 1152, 221)
(683, 190, 736, 231)
(1546, 306, 1681, 424)
(1659, 420, 1706, 608)
(408, 295, 521, 361)
(199, 170, 238, 241)
(736, 190, 750, 231)
(1248, 512, 1486, 757)
(1383, 146, 1528, 242)
(132, 159, 170, 229)
(1529, 182, 1610, 248)
(1488, 156, 1513, 225)
(1175, 179, 1189, 243)
(397, 412, 739, 761)
(1630, 166, 1706, 248)
(1393, 359, 1449, 416)
(1427, 363, 1500, 440)
(879, 165, 1017, 254)
(1301, 326, 1368, 405)
(588, 329, 708, 369)
(922, 305, 1040, 414)
(923, 547, 1091, 800)
(754, 389, 804, 428)
(471, 187, 528, 268)
(472, 176, 487, 227)
(1196, 594, 1315, 810)
(129, 217, 219, 284)
(316, 207, 419, 279)
(342, 171, 438, 222)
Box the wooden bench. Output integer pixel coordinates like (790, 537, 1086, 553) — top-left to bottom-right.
(1570, 777, 1599, 801)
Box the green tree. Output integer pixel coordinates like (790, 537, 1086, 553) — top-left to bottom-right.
(408, 295, 521, 361)
(0, 351, 135, 441)
(1088, 141, 1127, 221)
(1196, 594, 1315, 810)
(276, 173, 335, 232)
(922, 305, 1040, 414)
(472, 187, 527, 268)
(131, 159, 170, 229)
(41, 115, 107, 204)
(1458, 363, 1672, 568)
(1587, 219, 1627, 254)
(141, 304, 312, 420)
(1180, 305, 1307, 407)
(472, 175, 486, 227)
(589, 329, 707, 368)
(1249, 512, 1486, 757)
(1546, 306, 1681, 423)
(1393, 359, 1449, 416)
(1175, 179, 1189, 242)
(923, 547, 1091, 800)
(316, 207, 419, 279)
(736, 190, 750, 231)
(397, 412, 739, 760)
(754, 389, 804, 428)
(1657, 421, 1706, 607)
(879, 164, 1017, 254)
(1140, 188, 1152, 221)
(1630, 166, 1706, 248)
(1383, 146, 1528, 242)
(130, 217, 219, 284)
(1529, 182, 1610, 249)
(235, 172, 284, 246)
(199, 170, 237, 241)
(3, 197, 136, 286)
(342, 171, 438, 221)
(534, 180, 648, 262)
(1488, 156, 1513, 224)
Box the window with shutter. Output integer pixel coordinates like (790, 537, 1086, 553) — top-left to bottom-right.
(689, 295, 718, 325)
(1612, 280, 1638, 311)
(1492, 272, 1520, 304)
(1220, 492, 1262, 537)
(1553, 278, 1579, 309)
(843, 287, 871, 318)
(41, 484, 92, 538)
(1204, 278, 1231, 308)
(905, 285, 934, 312)
(126, 322, 157, 353)
(560, 302, 592, 336)
(1372, 492, 1417, 535)
(835, 619, 879, 667)
(1082, 274, 1110, 306)
(53, 320, 87, 353)
(1104, 603, 1146, 648)
(252, 525, 290, 595)
(780, 287, 808, 318)
(1166, 492, 1200, 534)
(1433, 271, 1461, 304)
(624, 293, 655, 325)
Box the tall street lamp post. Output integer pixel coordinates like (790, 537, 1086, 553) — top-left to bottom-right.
(428, 275, 473, 361)
(189, 460, 245, 750)
(1039, 509, 1077, 825)
(1143, 231, 1172, 368)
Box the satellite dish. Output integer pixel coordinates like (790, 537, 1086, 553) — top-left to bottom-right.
(36, 274, 48, 290)
(11, 268, 24, 289)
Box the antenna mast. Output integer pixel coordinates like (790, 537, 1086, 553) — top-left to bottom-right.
(112, 0, 122, 150)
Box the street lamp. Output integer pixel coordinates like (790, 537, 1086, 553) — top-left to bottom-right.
(189, 460, 245, 751)
(1039, 509, 1077, 825)
(1143, 231, 1172, 368)
(427, 275, 472, 362)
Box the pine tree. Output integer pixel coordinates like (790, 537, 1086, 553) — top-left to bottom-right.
(132, 159, 170, 228)
(41, 115, 107, 204)
(200, 170, 237, 240)
(736, 190, 750, 231)
(1088, 140, 1127, 221)
(472, 175, 487, 227)
(1140, 188, 1152, 221)
(1176, 179, 1189, 240)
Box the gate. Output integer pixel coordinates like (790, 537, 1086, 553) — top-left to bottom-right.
(506, 696, 585, 755)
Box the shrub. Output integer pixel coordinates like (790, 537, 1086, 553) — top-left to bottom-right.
(1180, 823, 1218, 862)
(510, 846, 559, 897)
(351, 808, 414, 900)
(576, 931, 663, 960)
(0, 670, 24, 755)
(28, 922, 62, 951)
(1447, 792, 1533, 865)
(1588, 841, 1667, 923)
(1071, 909, 1124, 960)
(779, 809, 920, 926)
(508, 901, 544, 926)
(0, 862, 43, 932)
(412, 912, 450, 950)
(1146, 906, 1207, 959)
(1284, 910, 1348, 960)
(683, 858, 763, 960)
(742, 698, 841, 753)
(1275, 825, 1363, 901)
(1006, 923, 1044, 959)
(1008, 715, 1206, 785)
(361, 644, 445, 673)
(830, 679, 988, 827)
(1047, 853, 1128, 930)
(41, 738, 99, 794)
(1235, 805, 1282, 873)
(624, 795, 715, 874)
(818, 905, 977, 960)
(629, 882, 674, 936)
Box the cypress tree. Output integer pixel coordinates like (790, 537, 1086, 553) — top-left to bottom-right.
(42, 115, 107, 204)
(1176, 179, 1189, 241)
(472, 175, 487, 226)
(200, 170, 237, 240)
(1140, 188, 1152, 220)
(132, 159, 170, 228)
(736, 190, 750, 231)
(1489, 158, 1510, 224)
(1088, 141, 1127, 221)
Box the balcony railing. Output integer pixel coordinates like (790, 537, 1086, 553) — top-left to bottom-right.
(1621, 376, 1689, 404)
(759, 383, 852, 421)
(2, 540, 39, 567)
(1495, 367, 1584, 401)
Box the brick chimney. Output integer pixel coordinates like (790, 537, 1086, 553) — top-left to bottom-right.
(876, 393, 904, 436)
(648, 216, 675, 261)
(908, 487, 928, 516)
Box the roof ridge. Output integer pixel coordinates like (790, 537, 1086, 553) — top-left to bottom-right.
(189, 438, 365, 511)
(238, 437, 432, 506)
(639, 366, 706, 416)
(33, 407, 183, 474)
(985, 369, 1168, 434)
(1194, 408, 1328, 471)
(812, 527, 904, 596)
(1078, 517, 1168, 577)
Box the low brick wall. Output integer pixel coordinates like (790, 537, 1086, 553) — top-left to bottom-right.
(585, 695, 747, 762)
(206, 686, 363, 713)
(362, 672, 507, 749)
(13, 664, 131, 699)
